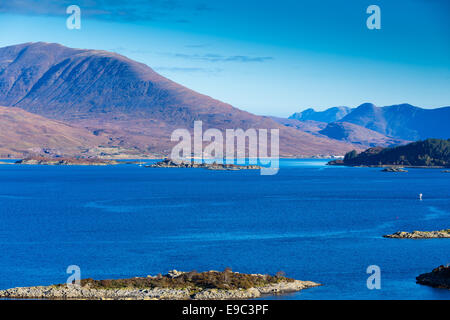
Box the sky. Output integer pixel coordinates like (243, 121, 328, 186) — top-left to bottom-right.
(0, 0, 449, 117)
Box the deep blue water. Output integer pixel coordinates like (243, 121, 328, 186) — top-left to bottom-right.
(0, 159, 449, 299)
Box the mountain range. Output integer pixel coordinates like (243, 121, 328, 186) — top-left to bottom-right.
(0, 42, 448, 158)
(290, 107, 353, 123)
(288, 103, 450, 144)
(0, 42, 358, 158)
(271, 115, 408, 147)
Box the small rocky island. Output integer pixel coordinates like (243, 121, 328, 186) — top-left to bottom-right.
(416, 265, 450, 289)
(328, 138, 450, 168)
(148, 158, 261, 171)
(16, 157, 119, 166)
(381, 167, 408, 172)
(383, 229, 450, 239)
(0, 270, 320, 300)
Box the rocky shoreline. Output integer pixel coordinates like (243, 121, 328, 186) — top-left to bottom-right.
(416, 265, 450, 289)
(148, 159, 261, 171)
(15, 157, 119, 166)
(383, 229, 450, 239)
(381, 167, 408, 172)
(0, 270, 320, 300)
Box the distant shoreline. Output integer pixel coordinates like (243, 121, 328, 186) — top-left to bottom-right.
(2, 158, 447, 169)
(328, 163, 447, 169)
(14, 157, 120, 166)
(0, 157, 340, 166)
(0, 156, 342, 161)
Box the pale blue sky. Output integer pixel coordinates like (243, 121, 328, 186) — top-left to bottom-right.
(0, 0, 449, 117)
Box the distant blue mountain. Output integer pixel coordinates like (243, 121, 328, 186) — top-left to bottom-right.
(340, 103, 450, 141)
(289, 106, 352, 123)
(290, 103, 450, 141)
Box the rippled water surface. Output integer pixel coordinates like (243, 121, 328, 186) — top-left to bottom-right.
(0, 159, 449, 299)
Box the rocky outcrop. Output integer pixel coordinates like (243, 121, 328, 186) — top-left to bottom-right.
(0, 280, 319, 300)
(0, 285, 192, 300)
(148, 159, 261, 170)
(416, 265, 450, 289)
(0, 270, 320, 300)
(381, 167, 407, 172)
(16, 157, 119, 166)
(383, 229, 450, 239)
(191, 280, 319, 300)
